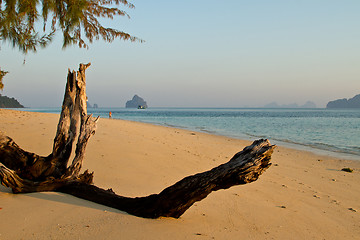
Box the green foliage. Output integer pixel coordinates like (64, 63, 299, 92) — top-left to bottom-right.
(0, 0, 141, 53)
(0, 0, 141, 88)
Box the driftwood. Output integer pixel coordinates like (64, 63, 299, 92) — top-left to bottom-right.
(0, 63, 275, 219)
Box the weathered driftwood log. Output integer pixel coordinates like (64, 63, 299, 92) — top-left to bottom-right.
(58, 139, 274, 218)
(0, 63, 95, 181)
(0, 63, 275, 219)
(0, 63, 96, 191)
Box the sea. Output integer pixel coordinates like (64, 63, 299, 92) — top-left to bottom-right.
(20, 107, 360, 160)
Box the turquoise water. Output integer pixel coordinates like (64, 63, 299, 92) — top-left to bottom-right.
(20, 108, 360, 160)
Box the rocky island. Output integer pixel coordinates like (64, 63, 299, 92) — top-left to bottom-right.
(0, 94, 24, 108)
(327, 94, 360, 108)
(125, 95, 148, 109)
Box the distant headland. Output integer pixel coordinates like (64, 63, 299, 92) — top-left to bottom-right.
(0, 94, 24, 108)
(125, 95, 148, 109)
(327, 94, 360, 109)
(264, 101, 316, 108)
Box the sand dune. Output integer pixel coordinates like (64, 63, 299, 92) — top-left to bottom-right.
(0, 109, 359, 240)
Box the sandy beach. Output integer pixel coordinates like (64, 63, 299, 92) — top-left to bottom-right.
(0, 109, 359, 240)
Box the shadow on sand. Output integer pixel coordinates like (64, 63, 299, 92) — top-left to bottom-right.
(0, 185, 128, 215)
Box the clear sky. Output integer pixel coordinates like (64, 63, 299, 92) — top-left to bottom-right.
(1, 0, 359, 108)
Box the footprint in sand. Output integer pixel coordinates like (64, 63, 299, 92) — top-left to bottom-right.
(330, 199, 340, 205)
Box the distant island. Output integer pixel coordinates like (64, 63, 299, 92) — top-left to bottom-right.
(0, 94, 24, 108)
(264, 101, 316, 108)
(87, 102, 98, 109)
(125, 95, 148, 109)
(326, 94, 360, 108)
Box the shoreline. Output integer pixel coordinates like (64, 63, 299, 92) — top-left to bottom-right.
(12, 107, 360, 161)
(1, 109, 360, 239)
(152, 120, 360, 161)
(131, 119, 360, 161)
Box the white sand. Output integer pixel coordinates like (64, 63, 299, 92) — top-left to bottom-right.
(1, 109, 359, 240)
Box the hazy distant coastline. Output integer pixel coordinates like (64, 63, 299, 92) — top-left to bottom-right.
(264, 101, 316, 108)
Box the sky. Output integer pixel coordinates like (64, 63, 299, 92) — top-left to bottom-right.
(1, 0, 360, 108)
